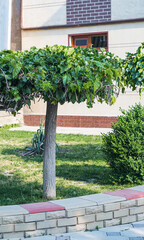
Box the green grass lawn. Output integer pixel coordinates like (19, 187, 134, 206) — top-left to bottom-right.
(0, 125, 137, 206)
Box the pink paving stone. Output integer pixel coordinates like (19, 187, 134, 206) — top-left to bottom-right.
(20, 202, 65, 214)
(105, 189, 144, 200)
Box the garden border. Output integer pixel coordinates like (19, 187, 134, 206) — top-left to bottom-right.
(1, 186, 144, 239)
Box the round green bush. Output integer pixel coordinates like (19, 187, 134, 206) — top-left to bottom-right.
(102, 103, 144, 183)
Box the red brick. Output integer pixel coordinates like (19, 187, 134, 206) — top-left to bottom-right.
(24, 115, 117, 128)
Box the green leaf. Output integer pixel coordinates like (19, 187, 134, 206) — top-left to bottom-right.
(13, 64, 21, 78)
(110, 96, 116, 105)
(14, 95, 21, 101)
(64, 48, 74, 56)
(94, 61, 104, 68)
(63, 74, 71, 85)
(139, 88, 144, 96)
(94, 80, 100, 92)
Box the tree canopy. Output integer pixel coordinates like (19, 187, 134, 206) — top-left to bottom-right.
(0, 45, 122, 112)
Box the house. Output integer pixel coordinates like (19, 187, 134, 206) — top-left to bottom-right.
(21, 0, 144, 128)
(0, 0, 23, 126)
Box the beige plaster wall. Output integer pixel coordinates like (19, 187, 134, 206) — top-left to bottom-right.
(22, 22, 144, 58)
(23, 90, 144, 117)
(111, 0, 144, 21)
(22, 0, 66, 28)
(0, 110, 23, 127)
(22, 0, 144, 29)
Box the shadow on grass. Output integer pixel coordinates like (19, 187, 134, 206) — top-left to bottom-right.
(0, 170, 109, 206)
(0, 171, 43, 206)
(56, 163, 111, 185)
(1, 143, 112, 186)
(1, 147, 42, 162)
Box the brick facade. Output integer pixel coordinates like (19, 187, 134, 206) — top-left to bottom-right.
(24, 115, 117, 128)
(66, 0, 111, 25)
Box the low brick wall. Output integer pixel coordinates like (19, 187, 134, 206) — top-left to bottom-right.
(1, 187, 144, 239)
(24, 115, 117, 128)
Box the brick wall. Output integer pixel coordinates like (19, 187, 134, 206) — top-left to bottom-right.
(24, 115, 117, 128)
(66, 0, 111, 25)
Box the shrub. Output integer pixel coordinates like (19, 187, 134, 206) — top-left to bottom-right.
(102, 103, 144, 183)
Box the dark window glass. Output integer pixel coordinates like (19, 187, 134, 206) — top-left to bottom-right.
(91, 35, 107, 48)
(75, 39, 88, 46)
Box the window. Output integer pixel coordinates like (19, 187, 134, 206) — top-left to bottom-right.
(71, 32, 108, 50)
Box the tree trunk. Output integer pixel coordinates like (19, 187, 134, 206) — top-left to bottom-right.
(43, 101, 58, 199)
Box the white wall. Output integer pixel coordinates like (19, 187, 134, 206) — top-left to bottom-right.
(111, 0, 144, 21)
(0, 0, 12, 50)
(22, 0, 66, 28)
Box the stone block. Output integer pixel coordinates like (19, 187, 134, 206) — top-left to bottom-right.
(55, 236, 71, 240)
(3, 231, 24, 239)
(130, 206, 144, 215)
(51, 198, 94, 210)
(104, 202, 120, 212)
(47, 227, 66, 235)
(96, 212, 112, 221)
(87, 221, 103, 230)
(25, 230, 46, 237)
(25, 213, 45, 222)
(114, 209, 129, 218)
(3, 215, 24, 224)
(37, 219, 56, 229)
(137, 213, 144, 221)
(121, 215, 136, 224)
(0, 224, 14, 233)
(121, 199, 136, 209)
(78, 214, 95, 224)
(136, 198, 144, 206)
(58, 217, 77, 227)
(15, 222, 36, 231)
(104, 218, 120, 227)
(46, 210, 66, 219)
(66, 208, 85, 217)
(81, 193, 125, 205)
(86, 205, 103, 215)
(0, 205, 28, 217)
(67, 224, 86, 232)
